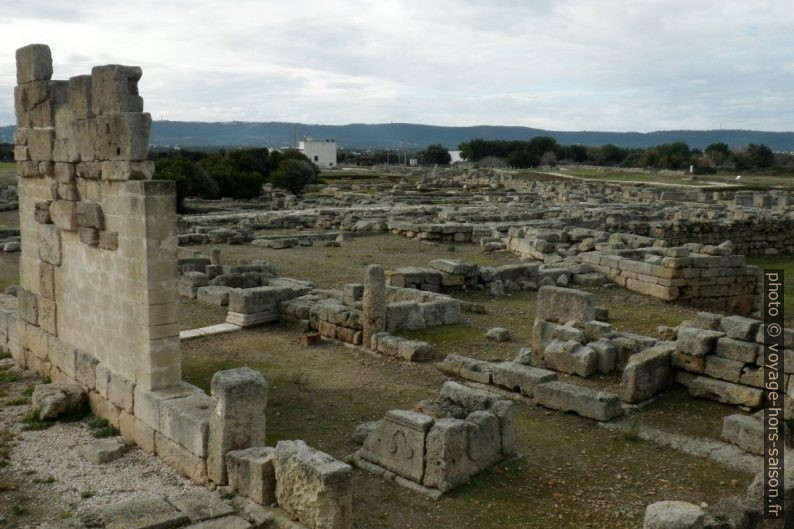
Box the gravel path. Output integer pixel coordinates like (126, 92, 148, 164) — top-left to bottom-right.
(0, 364, 201, 524)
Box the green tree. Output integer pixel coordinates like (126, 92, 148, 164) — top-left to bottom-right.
(422, 144, 451, 165)
(746, 143, 774, 168)
(154, 157, 218, 212)
(506, 150, 538, 168)
(270, 159, 319, 195)
(199, 155, 264, 199)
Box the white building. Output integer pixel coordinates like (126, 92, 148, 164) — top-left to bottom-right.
(298, 139, 337, 169)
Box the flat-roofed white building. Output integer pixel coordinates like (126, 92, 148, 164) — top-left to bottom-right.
(299, 139, 337, 169)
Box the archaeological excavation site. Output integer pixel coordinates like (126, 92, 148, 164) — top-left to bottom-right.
(0, 44, 791, 529)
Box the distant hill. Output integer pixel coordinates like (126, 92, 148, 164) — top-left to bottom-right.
(2, 121, 793, 151)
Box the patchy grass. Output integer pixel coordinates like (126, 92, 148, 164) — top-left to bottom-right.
(88, 418, 120, 438)
(3, 397, 28, 407)
(179, 298, 228, 330)
(20, 411, 52, 431)
(552, 165, 794, 189)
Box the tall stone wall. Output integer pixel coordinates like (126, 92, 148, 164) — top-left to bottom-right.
(12, 44, 180, 391)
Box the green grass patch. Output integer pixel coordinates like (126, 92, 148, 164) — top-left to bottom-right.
(4, 397, 28, 407)
(21, 411, 52, 431)
(88, 418, 120, 438)
(32, 475, 56, 484)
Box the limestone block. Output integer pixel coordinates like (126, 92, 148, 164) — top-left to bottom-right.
(396, 339, 434, 361)
(228, 286, 298, 314)
(81, 438, 127, 464)
(91, 64, 144, 115)
(619, 343, 674, 403)
(491, 362, 557, 397)
(31, 383, 86, 420)
(465, 410, 503, 469)
(101, 160, 155, 180)
(590, 338, 617, 373)
(537, 285, 595, 323)
(50, 200, 78, 231)
(67, 74, 93, 120)
(168, 489, 236, 523)
(48, 338, 76, 379)
(16, 44, 52, 84)
(688, 376, 763, 407)
(155, 431, 207, 484)
(714, 337, 757, 363)
(359, 409, 433, 482)
(17, 288, 38, 325)
(37, 296, 57, 336)
(99, 231, 118, 250)
(54, 162, 75, 184)
(671, 350, 706, 373)
(534, 381, 624, 421)
(226, 446, 276, 506)
(159, 392, 211, 458)
(107, 371, 135, 413)
(38, 161, 54, 175)
(676, 327, 724, 357)
(423, 418, 478, 491)
(15, 80, 55, 127)
(207, 368, 269, 484)
(74, 349, 99, 390)
(14, 145, 29, 161)
(544, 339, 597, 377)
(719, 315, 760, 341)
(74, 118, 98, 161)
(95, 112, 151, 161)
(439, 381, 500, 412)
(132, 382, 203, 430)
(27, 127, 55, 161)
(643, 501, 704, 529)
(274, 440, 352, 529)
(58, 184, 79, 201)
(363, 265, 386, 348)
(385, 301, 425, 332)
(438, 353, 494, 383)
(88, 494, 190, 528)
(78, 227, 99, 246)
(196, 286, 232, 306)
(76, 160, 102, 179)
(705, 355, 744, 383)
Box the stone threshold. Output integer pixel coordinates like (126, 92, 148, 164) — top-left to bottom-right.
(179, 323, 241, 341)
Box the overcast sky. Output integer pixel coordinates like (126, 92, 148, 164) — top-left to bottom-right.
(0, 0, 792, 131)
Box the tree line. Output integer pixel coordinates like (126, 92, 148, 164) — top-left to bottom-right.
(458, 137, 790, 173)
(150, 147, 321, 211)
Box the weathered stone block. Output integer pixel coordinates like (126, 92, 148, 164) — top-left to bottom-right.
(27, 127, 55, 161)
(91, 64, 144, 115)
(78, 227, 99, 246)
(492, 362, 557, 397)
(226, 446, 276, 506)
(16, 44, 53, 84)
(676, 327, 724, 357)
(534, 381, 623, 421)
(207, 368, 269, 484)
(50, 200, 78, 231)
(720, 315, 760, 341)
(32, 383, 86, 420)
(159, 392, 211, 458)
(17, 288, 38, 325)
(643, 501, 704, 529)
(537, 286, 595, 323)
(67, 74, 93, 120)
(37, 296, 57, 336)
(95, 112, 151, 161)
(99, 230, 118, 250)
(155, 431, 207, 484)
(705, 355, 744, 383)
(689, 376, 763, 407)
(360, 410, 433, 482)
(619, 343, 674, 403)
(34, 201, 51, 224)
(75, 202, 104, 229)
(715, 337, 757, 363)
(274, 440, 352, 529)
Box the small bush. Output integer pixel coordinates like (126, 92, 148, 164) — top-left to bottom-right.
(21, 411, 51, 431)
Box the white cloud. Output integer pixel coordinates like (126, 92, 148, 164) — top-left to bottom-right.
(0, 0, 791, 131)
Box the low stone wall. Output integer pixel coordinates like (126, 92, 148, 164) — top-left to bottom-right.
(579, 244, 759, 314)
(672, 312, 794, 411)
(388, 221, 473, 242)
